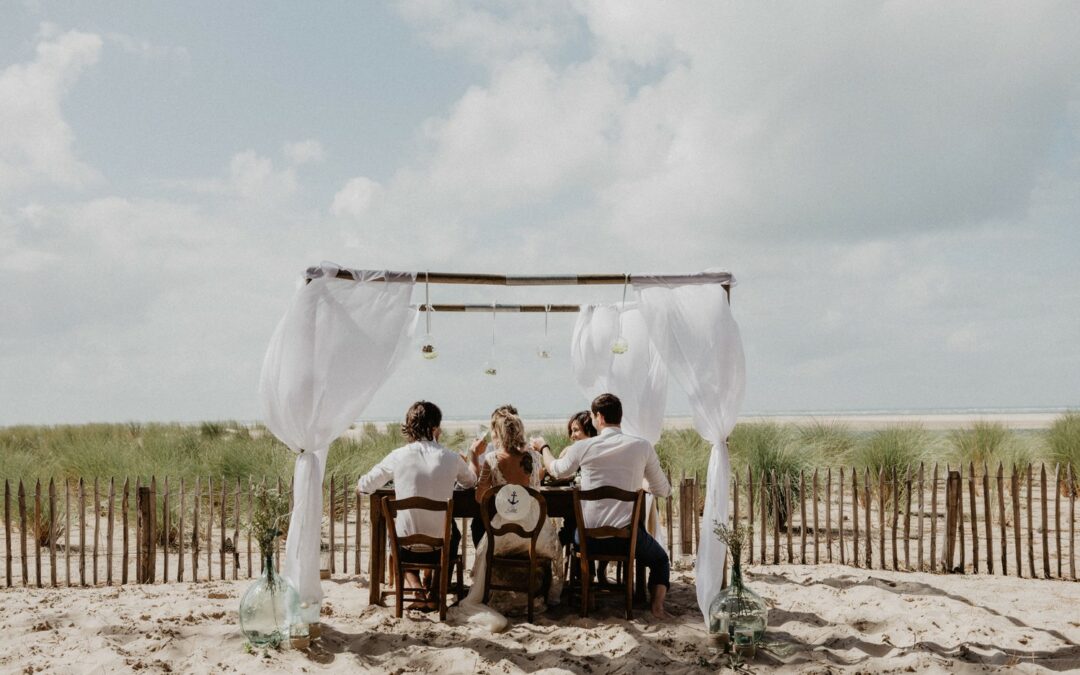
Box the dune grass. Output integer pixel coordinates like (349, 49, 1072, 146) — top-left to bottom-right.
(948, 421, 1034, 473)
(1046, 411, 1080, 496)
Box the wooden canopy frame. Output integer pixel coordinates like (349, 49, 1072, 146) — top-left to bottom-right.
(306, 267, 734, 312)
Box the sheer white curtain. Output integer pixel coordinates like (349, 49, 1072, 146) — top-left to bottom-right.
(634, 273, 745, 626)
(571, 304, 668, 443)
(258, 264, 417, 613)
(570, 304, 669, 547)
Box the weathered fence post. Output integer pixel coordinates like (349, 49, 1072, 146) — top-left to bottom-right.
(944, 469, 960, 572)
(680, 472, 692, 556)
(917, 463, 925, 571)
(864, 468, 872, 569)
(930, 464, 938, 572)
(851, 467, 859, 567)
(106, 478, 114, 586)
(18, 480, 27, 587)
(178, 478, 186, 582)
(877, 469, 886, 570)
(812, 468, 820, 565)
(1011, 467, 1022, 577)
(903, 466, 912, 570)
(799, 470, 807, 563)
(983, 463, 993, 575)
(78, 478, 85, 586)
(4, 479, 10, 587)
(192, 477, 200, 581)
(1054, 463, 1061, 579)
(968, 463, 978, 574)
(747, 467, 755, 565)
(1041, 463, 1050, 579)
(34, 479, 42, 587)
(163, 477, 170, 583)
(998, 464, 1007, 575)
(329, 474, 336, 576)
(785, 473, 793, 563)
(137, 486, 153, 583)
(771, 470, 780, 565)
(49, 478, 57, 588)
(1026, 464, 1035, 578)
(836, 467, 843, 565)
(121, 478, 130, 585)
(93, 477, 99, 586)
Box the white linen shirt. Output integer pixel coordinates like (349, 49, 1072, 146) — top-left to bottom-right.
(547, 427, 671, 530)
(357, 440, 476, 540)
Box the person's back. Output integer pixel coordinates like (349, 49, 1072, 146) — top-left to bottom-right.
(571, 428, 666, 529)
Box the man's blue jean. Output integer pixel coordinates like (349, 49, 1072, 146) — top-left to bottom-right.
(577, 526, 670, 590)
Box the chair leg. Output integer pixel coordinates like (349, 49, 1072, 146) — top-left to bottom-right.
(579, 558, 590, 618)
(625, 560, 633, 620)
(394, 561, 404, 619)
(527, 556, 536, 624)
(438, 561, 449, 622)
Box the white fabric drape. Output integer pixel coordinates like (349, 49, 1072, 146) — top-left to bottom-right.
(258, 264, 417, 610)
(634, 273, 745, 626)
(570, 304, 669, 547)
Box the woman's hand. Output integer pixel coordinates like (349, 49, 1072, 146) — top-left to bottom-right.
(469, 437, 488, 457)
(528, 436, 547, 452)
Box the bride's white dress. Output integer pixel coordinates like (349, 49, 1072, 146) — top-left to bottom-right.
(451, 450, 565, 632)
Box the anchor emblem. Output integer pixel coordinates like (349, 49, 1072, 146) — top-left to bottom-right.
(507, 489, 520, 512)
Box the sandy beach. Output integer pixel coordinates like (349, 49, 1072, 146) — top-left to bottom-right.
(2, 564, 1078, 673)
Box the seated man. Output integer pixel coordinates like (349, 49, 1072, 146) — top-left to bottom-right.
(358, 400, 476, 609)
(537, 393, 673, 619)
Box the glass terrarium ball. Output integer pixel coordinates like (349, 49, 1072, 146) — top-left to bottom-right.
(420, 335, 438, 360)
(611, 336, 629, 354)
(483, 359, 498, 376)
(536, 344, 551, 359)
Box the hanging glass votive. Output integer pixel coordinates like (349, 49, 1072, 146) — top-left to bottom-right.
(420, 273, 438, 359)
(484, 302, 498, 375)
(537, 305, 551, 359)
(611, 275, 630, 354)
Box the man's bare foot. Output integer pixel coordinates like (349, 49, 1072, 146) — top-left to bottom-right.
(650, 585, 673, 620)
(651, 606, 674, 620)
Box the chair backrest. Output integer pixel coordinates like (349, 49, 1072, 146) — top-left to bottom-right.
(572, 486, 644, 557)
(381, 496, 453, 553)
(480, 486, 548, 541)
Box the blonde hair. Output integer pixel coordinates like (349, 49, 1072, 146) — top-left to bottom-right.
(491, 409, 526, 454)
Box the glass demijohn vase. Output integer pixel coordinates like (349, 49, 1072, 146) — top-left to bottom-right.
(707, 557, 767, 652)
(240, 551, 300, 647)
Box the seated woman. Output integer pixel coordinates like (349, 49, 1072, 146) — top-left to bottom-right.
(464, 409, 564, 611)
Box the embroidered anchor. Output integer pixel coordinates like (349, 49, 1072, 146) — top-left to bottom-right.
(507, 489, 520, 512)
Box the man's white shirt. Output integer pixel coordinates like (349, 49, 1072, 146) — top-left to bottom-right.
(547, 427, 671, 530)
(358, 440, 476, 539)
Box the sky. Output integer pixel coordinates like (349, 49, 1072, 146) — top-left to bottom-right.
(2, 1, 1079, 426)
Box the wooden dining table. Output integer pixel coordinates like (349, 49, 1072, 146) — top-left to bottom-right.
(367, 485, 585, 605)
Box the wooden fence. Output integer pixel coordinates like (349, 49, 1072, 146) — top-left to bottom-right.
(1, 463, 1076, 588)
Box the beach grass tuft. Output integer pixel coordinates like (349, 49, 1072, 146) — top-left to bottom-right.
(1046, 411, 1080, 495)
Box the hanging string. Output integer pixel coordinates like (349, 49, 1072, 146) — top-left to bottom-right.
(620, 273, 629, 310)
(544, 304, 550, 338)
(491, 300, 497, 352)
(424, 270, 432, 334)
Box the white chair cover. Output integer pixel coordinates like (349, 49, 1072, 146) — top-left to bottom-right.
(258, 263, 417, 611)
(634, 272, 745, 626)
(570, 304, 669, 548)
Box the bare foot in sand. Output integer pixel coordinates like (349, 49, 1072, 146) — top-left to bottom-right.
(651, 585, 674, 620)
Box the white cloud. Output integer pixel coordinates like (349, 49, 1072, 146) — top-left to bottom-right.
(331, 176, 383, 218)
(283, 140, 325, 166)
(0, 26, 103, 195)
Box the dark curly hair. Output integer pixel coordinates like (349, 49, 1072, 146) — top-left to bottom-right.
(401, 400, 441, 442)
(567, 410, 597, 438)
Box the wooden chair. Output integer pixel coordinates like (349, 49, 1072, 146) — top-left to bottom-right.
(570, 487, 644, 619)
(381, 496, 458, 621)
(479, 486, 551, 623)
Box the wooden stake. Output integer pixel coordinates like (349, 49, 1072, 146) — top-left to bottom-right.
(904, 466, 912, 570)
(1054, 463, 1062, 579)
(276, 477, 283, 571)
(49, 479, 57, 588)
(34, 479, 42, 587)
(207, 476, 213, 581)
(865, 468, 872, 569)
(329, 473, 336, 575)
(106, 478, 114, 586)
(246, 479, 253, 579)
(178, 478, 185, 582)
(121, 478, 129, 585)
(1068, 463, 1075, 581)
(163, 477, 170, 583)
(134, 477, 141, 582)
(150, 476, 157, 584)
(219, 477, 226, 581)
(1041, 463, 1049, 578)
(759, 469, 767, 564)
(968, 463, 978, 574)
(137, 486, 152, 583)
(836, 467, 843, 565)
(233, 478, 241, 580)
(4, 480, 10, 587)
(1011, 467, 1021, 576)
(64, 478, 71, 587)
(890, 469, 899, 571)
(944, 469, 959, 572)
(982, 463, 993, 575)
(356, 480, 363, 575)
(997, 463, 1007, 575)
(812, 468, 820, 565)
(343, 475, 350, 575)
(878, 469, 886, 569)
(799, 470, 807, 563)
(957, 466, 965, 572)
(916, 463, 924, 571)
(772, 470, 779, 565)
(747, 467, 755, 565)
(78, 478, 85, 586)
(192, 477, 200, 581)
(785, 473, 793, 563)
(930, 464, 938, 572)
(18, 481, 27, 586)
(1027, 464, 1035, 578)
(851, 467, 859, 567)
(92, 477, 99, 586)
